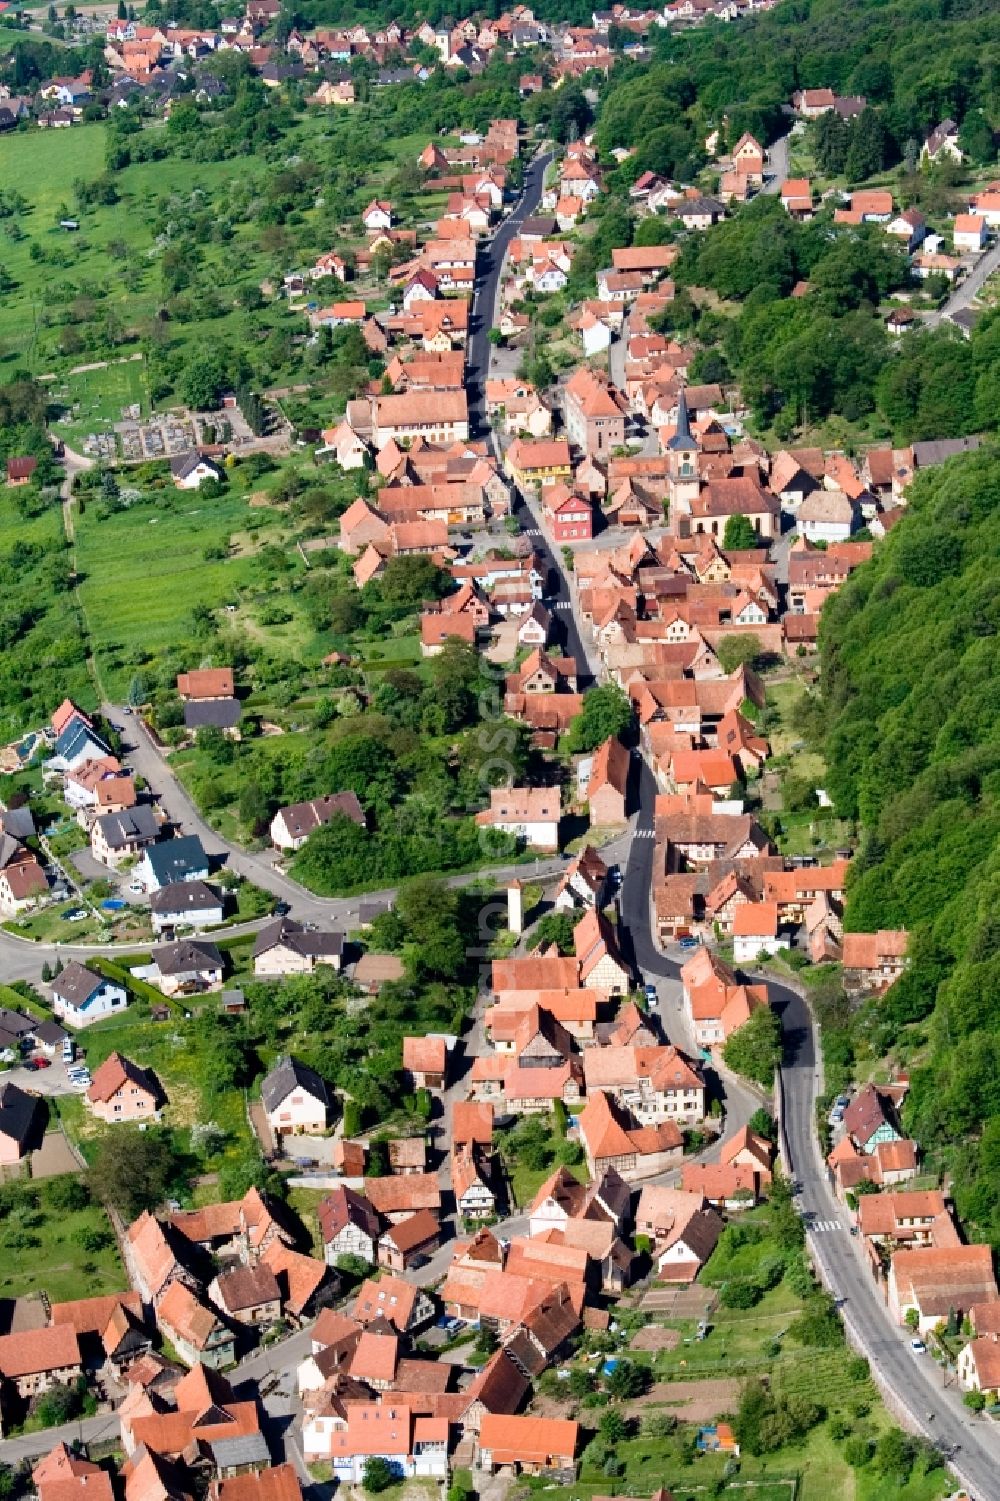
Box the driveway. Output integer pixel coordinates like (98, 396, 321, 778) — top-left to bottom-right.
(3, 1055, 86, 1097)
(761, 133, 790, 194)
(927, 234, 1000, 329)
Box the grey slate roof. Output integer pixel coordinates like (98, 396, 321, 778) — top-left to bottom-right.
(253, 916, 344, 963)
(0, 1080, 42, 1150)
(96, 805, 159, 848)
(911, 435, 981, 468)
(208, 1433, 270, 1469)
(0, 1009, 34, 1040)
(151, 939, 222, 977)
(51, 961, 107, 1007)
(0, 807, 35, 841)
(143, 835, 209, 886)
(31, 1020, 68, 1046)
(149, 879, 220, 916)
(260, 1054, 332, 1114)
(184, 698, 243, 730)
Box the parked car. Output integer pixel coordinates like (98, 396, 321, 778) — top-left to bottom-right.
(25, 1057, 51, 1070)
(677, 936, 699, 950)
(644, 983, 658, 1004)
(910, 1339, 927, 1354)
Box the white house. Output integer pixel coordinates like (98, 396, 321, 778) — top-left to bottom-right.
(318, 1185, 381, 1267)
(579, 311, 613, 358)
(732, 902, 789, 963)
(319, 419, 370, 470)
(253, 916, 344, 977)
(958, 1337, 1000, 1399)
(149, 880, 224, 935)
(136, 835, 209, 892)
(170, 452, 224, 489)
(51, 961, 128, 1029)
(138, 939, 224, 998)
(796, 488, 855, 544)
(921, 118, 962, 165)
(533, 260, 568, 294)
(655, 1208, 723, 1281)
(362, 199, 393, 232)
(261, 1055, 333, 1137)
(953, 213, 988, 253)
(304, 1402, 447, 1480)
(270, 792, 366, 852)
(474, 787, 560, 851)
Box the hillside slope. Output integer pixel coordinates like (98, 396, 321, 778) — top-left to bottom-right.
(819, 444, 1000, 1241)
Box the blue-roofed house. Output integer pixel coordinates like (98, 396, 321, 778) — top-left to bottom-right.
(137, 834, 210, 892)
(51, 718, 111, 771)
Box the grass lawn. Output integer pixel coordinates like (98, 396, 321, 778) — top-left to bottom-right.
(507, 1154, 584, 1211)
(285, 1187, 327, 1256)
(766, 677, 822, 771)
(73, 477, 302, 700)
(4, 899, 110, 945)
(776, 810, 853, 858)
(0, 1179, 125, 1303)
(66, 1008, 255, 1175)
(54, 358, 150, 433)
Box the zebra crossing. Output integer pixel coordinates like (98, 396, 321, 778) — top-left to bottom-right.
(811, 1218, 842, 1234)
(523, 527, 542, 537)
(551, 600, 573, 611)
(633, 827, 656, 840)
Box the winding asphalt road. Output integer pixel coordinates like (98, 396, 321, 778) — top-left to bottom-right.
(619, 759, 993, 1494)
(5, 138, 991, 1494)
(778, 985, 998, 1498)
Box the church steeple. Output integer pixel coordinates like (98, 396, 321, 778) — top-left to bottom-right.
(667, 387, 700, 521)
(667, 388, 693, 450)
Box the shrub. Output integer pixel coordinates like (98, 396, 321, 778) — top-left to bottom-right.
(599, 1409, 628, 1444)
(363, 1457, 401, 1493)
(843, 1434, 873, 1468)
(641, 1410, 677, 1439)
(720, 1277, 763, 1310)
(605, 1360, 649, 1399)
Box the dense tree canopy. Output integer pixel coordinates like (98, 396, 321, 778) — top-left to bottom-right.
(817, 446, 1000, 1241)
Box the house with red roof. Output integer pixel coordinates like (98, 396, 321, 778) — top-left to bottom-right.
(402, 1034, 447, 1090)
(578, 1090, 683, 1182)
(732, 900, 788, 962)
(888, 1246, 998, 1333)
(0, 1326, 82, 1399)
(477, 1414, 578, 1477)
(842, 930, 909, 995)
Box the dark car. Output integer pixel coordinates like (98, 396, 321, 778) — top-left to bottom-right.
(274, 901, 291, 916)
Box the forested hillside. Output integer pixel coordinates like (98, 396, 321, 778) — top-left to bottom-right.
(598, 0, 1000, 153)
(818, 446, 1000, 1242)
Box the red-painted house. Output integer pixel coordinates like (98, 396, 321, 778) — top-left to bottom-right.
(548, 491, 593, 543)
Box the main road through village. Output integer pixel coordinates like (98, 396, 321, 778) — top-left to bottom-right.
(0, 149, 996, 1496)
